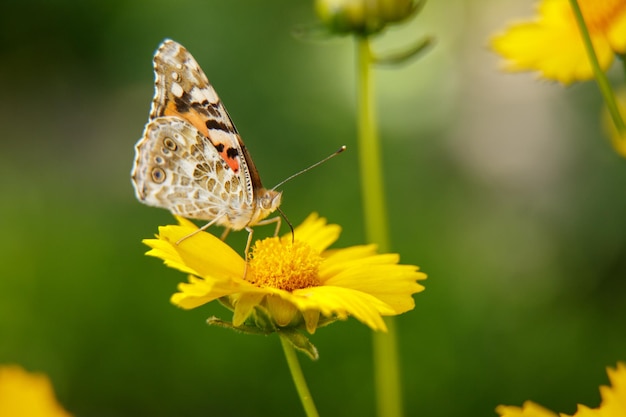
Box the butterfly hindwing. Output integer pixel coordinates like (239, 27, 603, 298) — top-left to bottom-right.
(132, 116, 245, 220)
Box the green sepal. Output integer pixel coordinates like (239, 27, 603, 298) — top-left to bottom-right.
(279, 329, 319, 361)
(315, 315, 339, 329)
(206, 316, 274, 336)
(206, 316, 319, 360)
(249, 304, 279, 332)
(217, 296, 235, 312)
(373, 36, 434, 66)
(291, 23, 338, 42)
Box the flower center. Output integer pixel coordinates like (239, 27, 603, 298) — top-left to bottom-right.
(579, 0, 626, 33)
(247, 238, 322, 292)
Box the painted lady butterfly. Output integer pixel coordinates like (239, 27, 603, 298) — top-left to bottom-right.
(131, 39, 282, 247)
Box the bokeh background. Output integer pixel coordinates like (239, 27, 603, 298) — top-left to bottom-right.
(1, 1, 626, 416)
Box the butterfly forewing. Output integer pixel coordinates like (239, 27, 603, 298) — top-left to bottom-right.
(150, 40, 236, 135)
(151, 40, 257, 199)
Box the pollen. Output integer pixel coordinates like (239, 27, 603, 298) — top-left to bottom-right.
(247, 238, 322, 292)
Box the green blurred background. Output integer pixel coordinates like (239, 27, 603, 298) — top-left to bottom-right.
(1, 1, 625, 416)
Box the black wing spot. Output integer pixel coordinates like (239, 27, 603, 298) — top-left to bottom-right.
(205, 118, 233, 132)
(226, 147, 239, 159)
(207, 103, 221, 117)
(214, 143, 225, 153)
(174, 92, 192, 113)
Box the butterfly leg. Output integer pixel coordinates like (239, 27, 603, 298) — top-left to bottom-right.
(254, 216, 282, 237)
(175, 214, 225, 245)
(242, 226, 255, 279)
(220, 227, 231, 241)
(241, 217, 283, 278)
(272, 217, 281, 237)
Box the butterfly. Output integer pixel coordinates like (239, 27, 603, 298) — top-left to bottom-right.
(131, 39, 282, 250)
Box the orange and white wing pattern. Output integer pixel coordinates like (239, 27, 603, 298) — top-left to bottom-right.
(131, 39, 281, 231)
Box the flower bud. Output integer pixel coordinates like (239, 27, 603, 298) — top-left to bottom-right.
(315, 0, 415, 35)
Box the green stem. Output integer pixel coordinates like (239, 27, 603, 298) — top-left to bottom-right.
(279, 333, 320, 417)
(356, 36, 390, 251)
(568, 0, 625, 135)
(356, 35, 404, 417)
(372, 316, 403, 417)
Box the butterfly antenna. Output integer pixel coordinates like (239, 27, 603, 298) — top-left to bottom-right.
(271, 145, 347, 191)
(276, 206, 295, 243)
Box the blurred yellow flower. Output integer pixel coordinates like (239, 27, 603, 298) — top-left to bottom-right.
(592, 362, 626, 417)
(0, 365, 72, 417)
(144, 213, 426, 333)
(497, 362, 626, 417)
(496, 401, 558, 417)
(491, 0, 626, 84)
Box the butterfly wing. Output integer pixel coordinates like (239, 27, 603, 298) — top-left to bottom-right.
(132, 116, 249, 222)
(132, 40, 280, 230)
(150, 39, 263, 204)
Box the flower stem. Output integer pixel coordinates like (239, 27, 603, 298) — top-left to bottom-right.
(279, 333, 320, 417)
(356, 37, 390, 251)
(356, 35, 404, 417)
(568, 0, 625, 135)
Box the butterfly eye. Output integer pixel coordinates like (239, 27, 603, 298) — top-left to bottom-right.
(151, 167, 166, 183)
(163, 137, 177, 151)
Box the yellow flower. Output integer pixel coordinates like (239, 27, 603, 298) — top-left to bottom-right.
(144, 213, 426, 333)
(496, 362, 626, 417)
(594, 362, 626, 417)
(496, 401, 558, 417)
(0, 365, 72, 417)
(491, 0, 626, 84)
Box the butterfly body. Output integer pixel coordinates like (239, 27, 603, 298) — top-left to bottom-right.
(132, 40, 281, 232)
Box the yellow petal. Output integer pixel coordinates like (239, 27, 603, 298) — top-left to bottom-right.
(171, 275, 259, 310)
(144, 237, 200, 276)
(288, 213, 341, 253)
(266, 294, 299, 326)
(321, 249, 427, 313)
(147, 224, 245, 280)
(322, 244, 378, 263)
(232, 292, 266, 326)
(320, 248, 398, 280)
(174, 215, 198, 228)
(325, 263, 425, 313)
(606, 4, 626, 52)
(496, 401, 558, 417)
(491, 0, 615, 84)
(287, 285, 395, 331)
(302, 309, 321, 334)
(597, 362, 626, 416)
(0, 365, 72, 417)
(561, 404, 601, 417)
(170, 276, 222, 309)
